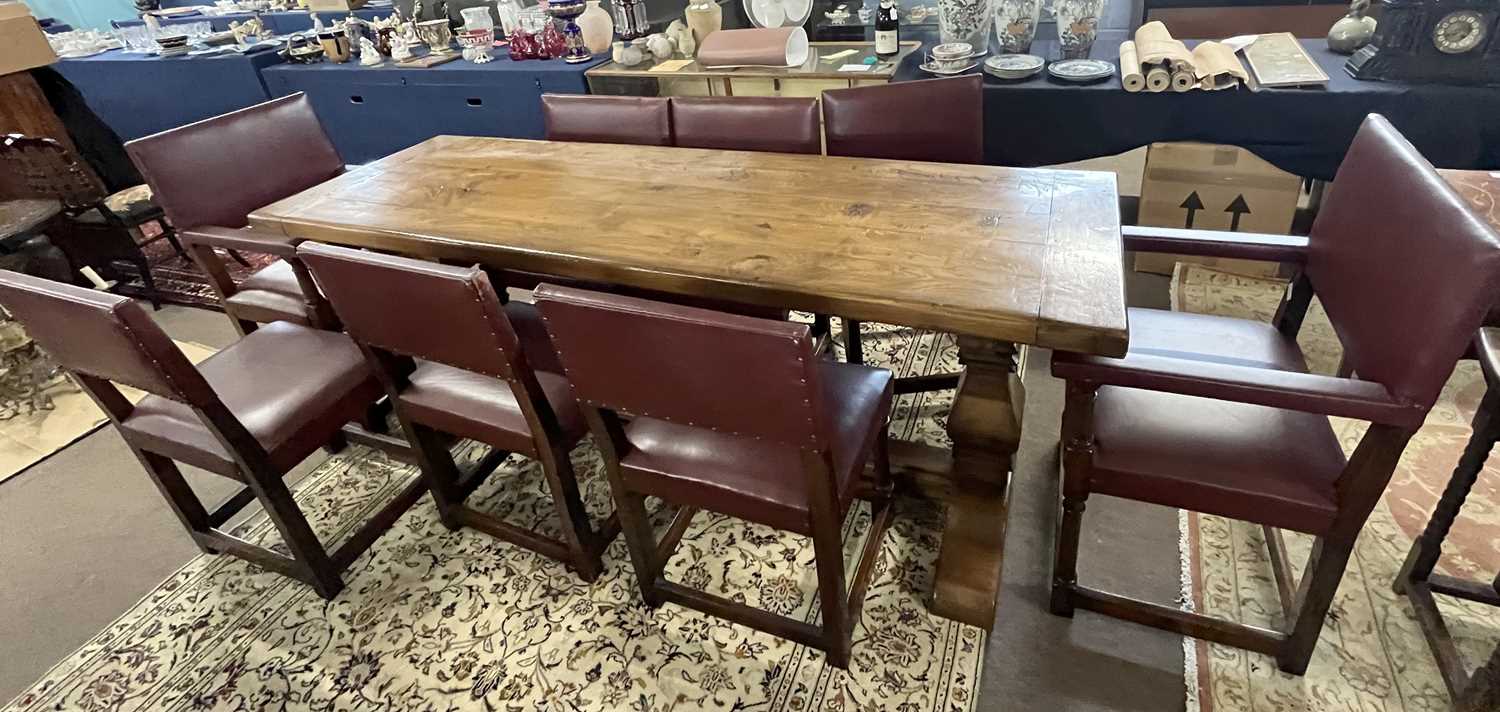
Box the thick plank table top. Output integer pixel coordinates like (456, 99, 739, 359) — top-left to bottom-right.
(249, 136, 1128, 357)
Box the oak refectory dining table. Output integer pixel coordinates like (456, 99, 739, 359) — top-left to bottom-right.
(247, 136, 1130, 629)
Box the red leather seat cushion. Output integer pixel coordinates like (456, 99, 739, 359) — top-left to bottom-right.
(398, 362, 585, 454)
(224, 260, 312, 325)
(120, 322, 380, 476)
(619, 361, 892, 534)
(1077, 309, 1347, 535)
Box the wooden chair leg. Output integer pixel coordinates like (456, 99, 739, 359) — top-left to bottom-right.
(1277, 535, 1354, 675)
(612, 483, 664, 608)
(160, 226, 188, 262)
(537, 444, 604, 581)
(1052, 381, 1096, 617)
(811, 500, 852, 668)
(1397, 391, 1498, 593)
(323, 429, 349, 455)
(406, 422, 468, 531)
(1459, 642, 1500, 712)
(134, 450, 217, 554)
(129, 255, 162, 310)
(845, 320, 866, 365)
(811, 313, 831, 340)
(243, 466, 343, 599)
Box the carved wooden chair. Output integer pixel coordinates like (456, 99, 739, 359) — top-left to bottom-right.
(1396, 326, 1500, 709)
(534, 284, 895, 668)
(297, 242, 617, 581)
(1048, 114, 1500, 675)
(820, 75, 982, 391)
(0, 270, 419, 599)
(0, 133, 181, 307)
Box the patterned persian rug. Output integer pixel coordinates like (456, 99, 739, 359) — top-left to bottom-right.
(1174, 263, 1500, 711)
(3, 319, 987, 712)
(115, 227, 279, 310)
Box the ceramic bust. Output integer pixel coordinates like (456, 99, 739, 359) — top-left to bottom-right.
(359, 36, 384, 64)
(1327, 0, 1377, 54)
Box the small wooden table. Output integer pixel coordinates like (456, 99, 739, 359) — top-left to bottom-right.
(249, 137, 1129, 629)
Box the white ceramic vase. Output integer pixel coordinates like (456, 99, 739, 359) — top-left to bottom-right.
(1054, 0, 1105, 58)
(992, 0, 1039, 53)
(577, 0, 614, 52)
(937, 0, 991, 54)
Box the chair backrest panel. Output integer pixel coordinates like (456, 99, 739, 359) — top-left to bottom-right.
(297, 242, 523, 379)
(0, 271, 214, 404)
(821, 74, 983, 164)
(533, 284, 825, 448)
(125, 93, 343, 231)
(670, 97, 821, 155)
(541, 94, 672, 147)
(0, 134, 107, 210)
(1308, 114, 1500, 409)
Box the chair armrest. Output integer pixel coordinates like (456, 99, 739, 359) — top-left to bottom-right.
(1122, 225, 1309, 264)
(181, 226, 300, 259)
(1054, 352, 1425, 429)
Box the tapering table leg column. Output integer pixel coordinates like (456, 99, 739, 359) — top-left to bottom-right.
(929, 337, 1023, 628)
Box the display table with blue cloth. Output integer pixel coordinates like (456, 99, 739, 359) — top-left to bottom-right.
(53, 48, 285, 141)
(262, 54, 610, 163)
(891, 29, 1500, 180)
(114, 8, 388, 33)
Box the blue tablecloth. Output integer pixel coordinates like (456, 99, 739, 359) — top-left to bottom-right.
(54, 47, 286, 141)
(263, 53, 609, 163)
(891, 28, 1500, 180)
(114, 8, 389, 33)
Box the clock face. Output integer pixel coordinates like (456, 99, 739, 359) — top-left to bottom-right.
(1433, 10, 1488, 54)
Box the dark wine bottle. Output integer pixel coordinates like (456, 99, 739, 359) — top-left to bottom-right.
(875, 0, 899, 57)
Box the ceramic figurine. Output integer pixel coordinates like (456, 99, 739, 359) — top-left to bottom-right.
(992, 0, 1039, 53)
(1327, 0, 1377, 54)
(1053, 0, 1104, 58)
(665, 19, 695, 56)
(577, 0, 613, 53)
(645, 32, 673, 60)
(683, 0, 721, 46)
(228, 16, 266, 44)
(359, 36, 383, 64)
(391, 33, 414, 60)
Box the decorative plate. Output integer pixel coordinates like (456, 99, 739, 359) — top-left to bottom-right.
(919, 60, 978, 75)
(983, 53, 1043, 76)
(1047, 58, 1115, 81)
(745, 0, 813, 28)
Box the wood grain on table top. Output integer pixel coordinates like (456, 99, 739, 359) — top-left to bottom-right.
(251, 136, 1129, 356)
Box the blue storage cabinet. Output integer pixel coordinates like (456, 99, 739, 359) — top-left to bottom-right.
(55, 49, 285, 141)
(262, 55, 607, 164)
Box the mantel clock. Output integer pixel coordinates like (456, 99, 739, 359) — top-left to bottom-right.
(1346, 0, 1500, 84)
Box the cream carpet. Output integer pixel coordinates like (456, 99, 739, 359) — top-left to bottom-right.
(1174, 263, 1500, 711)
(0, 340, 215, 485)
(3, 320, 987, 712)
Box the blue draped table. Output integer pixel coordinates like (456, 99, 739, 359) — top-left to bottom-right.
(53, 47, 286, 141)
(891, 29, 1500, 180)
(262, 53, 610, 163)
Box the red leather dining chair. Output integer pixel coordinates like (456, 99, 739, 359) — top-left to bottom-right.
(669, 97, 821, 154)
(541, 94, 672, 146)
(296, 242, 614, 580)
(1048, 114, 1500, 675)
(0, 270, 421, 599)
(534, 284, 895, 668)
(819, 75, 982, 381)
(125, 93, 344, 335)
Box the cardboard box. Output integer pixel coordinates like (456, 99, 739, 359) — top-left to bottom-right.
(1134, 142, 1301, 278)
(0, 3, 57, 76)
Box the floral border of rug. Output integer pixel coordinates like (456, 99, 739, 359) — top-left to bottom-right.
(1173, 263, 1500, 712)
(4, 319, 987, 712)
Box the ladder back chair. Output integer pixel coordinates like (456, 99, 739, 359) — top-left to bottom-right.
(297, 242, 615, 580)
(533, 284, 895, 668)
(0, 270, 421, 599)
(1048, 114, 1500, 674)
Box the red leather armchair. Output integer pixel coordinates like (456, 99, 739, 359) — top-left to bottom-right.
(1048, 114, 1500, 674)
(541, 94, 672, 146)
(125, 93, 344, 334)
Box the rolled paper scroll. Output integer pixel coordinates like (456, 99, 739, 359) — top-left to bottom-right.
(1170, 67, 1195, 91)
(1145, 64, 1170, 92)
(696, 26, 809, 67)
(1119, 40, 1145, 92)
